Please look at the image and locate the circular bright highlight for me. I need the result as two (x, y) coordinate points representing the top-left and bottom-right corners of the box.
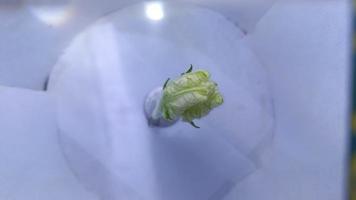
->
(145, 2), (164, 21)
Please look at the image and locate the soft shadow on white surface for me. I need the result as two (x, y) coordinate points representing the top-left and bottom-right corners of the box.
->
(48, 2), (274, 200)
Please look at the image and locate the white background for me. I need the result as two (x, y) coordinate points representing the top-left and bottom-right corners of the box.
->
(0, 0), (350, 199)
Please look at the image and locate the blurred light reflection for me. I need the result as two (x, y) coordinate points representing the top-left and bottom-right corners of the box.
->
(29, 4), (74, 27)
(145, 2), (164, 21)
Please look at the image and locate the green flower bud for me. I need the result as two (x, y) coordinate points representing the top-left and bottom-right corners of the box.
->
(160, 67), (223, 127)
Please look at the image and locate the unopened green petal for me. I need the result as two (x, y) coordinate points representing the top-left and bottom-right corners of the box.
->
(160, 68), (223, 125)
